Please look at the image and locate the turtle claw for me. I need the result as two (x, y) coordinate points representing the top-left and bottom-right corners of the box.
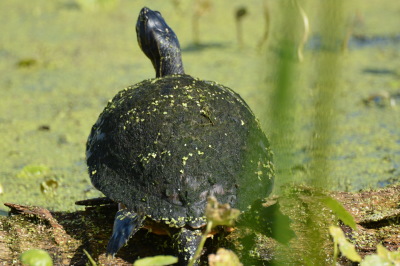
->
(106, 208), (144, 256)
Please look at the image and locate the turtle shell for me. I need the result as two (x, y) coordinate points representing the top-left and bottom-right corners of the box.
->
(86, 74), (274, 229)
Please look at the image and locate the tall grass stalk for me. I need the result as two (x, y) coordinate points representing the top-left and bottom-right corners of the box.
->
(268, 0), (345, 263)
(269, 0), (303, 189)
(309, 0), (345, 188)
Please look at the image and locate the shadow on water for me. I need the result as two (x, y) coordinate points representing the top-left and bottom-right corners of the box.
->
(349, 34), (400, 48)
(181, 42), (228, 52)
(306, 34), (400, 50)
(60, 2), (81, 10)
(363, 68), (398, 76)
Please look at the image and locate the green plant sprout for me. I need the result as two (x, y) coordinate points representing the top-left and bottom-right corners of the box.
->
(330, 226), (400, 266)
(208, 248), (242, 266)
(83, 249), (97, 266)
(188, 197), (241, 266)
(329, 225), (361, 264)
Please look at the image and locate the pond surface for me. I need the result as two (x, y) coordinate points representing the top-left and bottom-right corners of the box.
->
(0, 0), (399, 213)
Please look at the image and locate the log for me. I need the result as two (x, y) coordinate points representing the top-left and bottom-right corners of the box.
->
(1, 185), (399, 265)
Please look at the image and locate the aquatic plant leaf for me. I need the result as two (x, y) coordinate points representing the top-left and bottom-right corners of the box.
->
(329, 225), (361, 262)
(377, 244), (390, 259)
(322, 196), (357, 229)
(20, 249), (53, 266)
(133, 255), (178, 266)
(360, 254), (392, 266)
(205, 196), (240, 227)
(360, 244), (400, 265)
(384, 249), (400, 262)
(208, 248), (243, 266)
(376, 244), (400, 263)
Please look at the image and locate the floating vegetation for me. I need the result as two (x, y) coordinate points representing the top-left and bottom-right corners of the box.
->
(37, 125), (51, 131)
(16, 58), (38, 68)
(17, 165), (51, 179)
(40, 179), (59, 195)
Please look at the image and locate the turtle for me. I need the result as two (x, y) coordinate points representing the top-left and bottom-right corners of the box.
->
(85, 6), (274, 265)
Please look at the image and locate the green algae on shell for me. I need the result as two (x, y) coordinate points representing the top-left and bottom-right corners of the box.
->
(86, 74), (274, 229)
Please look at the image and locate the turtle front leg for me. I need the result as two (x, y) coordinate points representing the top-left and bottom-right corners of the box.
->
(106, 206), (144, 257)
(174, 227), (203, 265)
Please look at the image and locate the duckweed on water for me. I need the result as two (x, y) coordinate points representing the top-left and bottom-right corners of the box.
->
(16, 165), (51, 179)
(40, 179), (59, 195)
(0, 0), (399, 214)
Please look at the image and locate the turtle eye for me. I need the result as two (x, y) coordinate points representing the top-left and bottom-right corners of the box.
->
(154, 11), (164, 19)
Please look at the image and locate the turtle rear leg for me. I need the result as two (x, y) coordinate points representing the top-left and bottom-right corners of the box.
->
(174, 227), (203, 265)
(106, 206), (144, 256)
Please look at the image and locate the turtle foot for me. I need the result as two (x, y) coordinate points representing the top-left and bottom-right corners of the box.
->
(174, 227), (203, 265)
(106, 208), (144, 256)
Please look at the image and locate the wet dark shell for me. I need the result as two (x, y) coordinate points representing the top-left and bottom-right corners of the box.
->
(86, 74), (274, 228)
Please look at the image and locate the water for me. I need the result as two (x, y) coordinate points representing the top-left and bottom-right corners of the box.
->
(0, 0), (399, 214)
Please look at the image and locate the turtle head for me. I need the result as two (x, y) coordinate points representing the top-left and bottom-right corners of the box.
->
(136, 7), (185, 77)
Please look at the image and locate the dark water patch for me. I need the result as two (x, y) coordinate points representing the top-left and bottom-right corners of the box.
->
(349, 34), (400, 48)
(363, 68), (398, 76)
(17, 58), (38, 68)
(377, 176), (400, 188)
(347, 110), (363, 118)
(330, 153), (357, 161)
(305, 35), (343, 52)
(362, 90), (400, 108)
(306, 34), (400, 51)
(391, 92), (400, 100)
(60, 1), (81, 10)
(182, 42), (228, 52)
(38, 125), (51, 131)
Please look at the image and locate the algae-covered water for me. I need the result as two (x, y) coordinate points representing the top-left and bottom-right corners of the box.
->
(0, 0), (399, 213)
